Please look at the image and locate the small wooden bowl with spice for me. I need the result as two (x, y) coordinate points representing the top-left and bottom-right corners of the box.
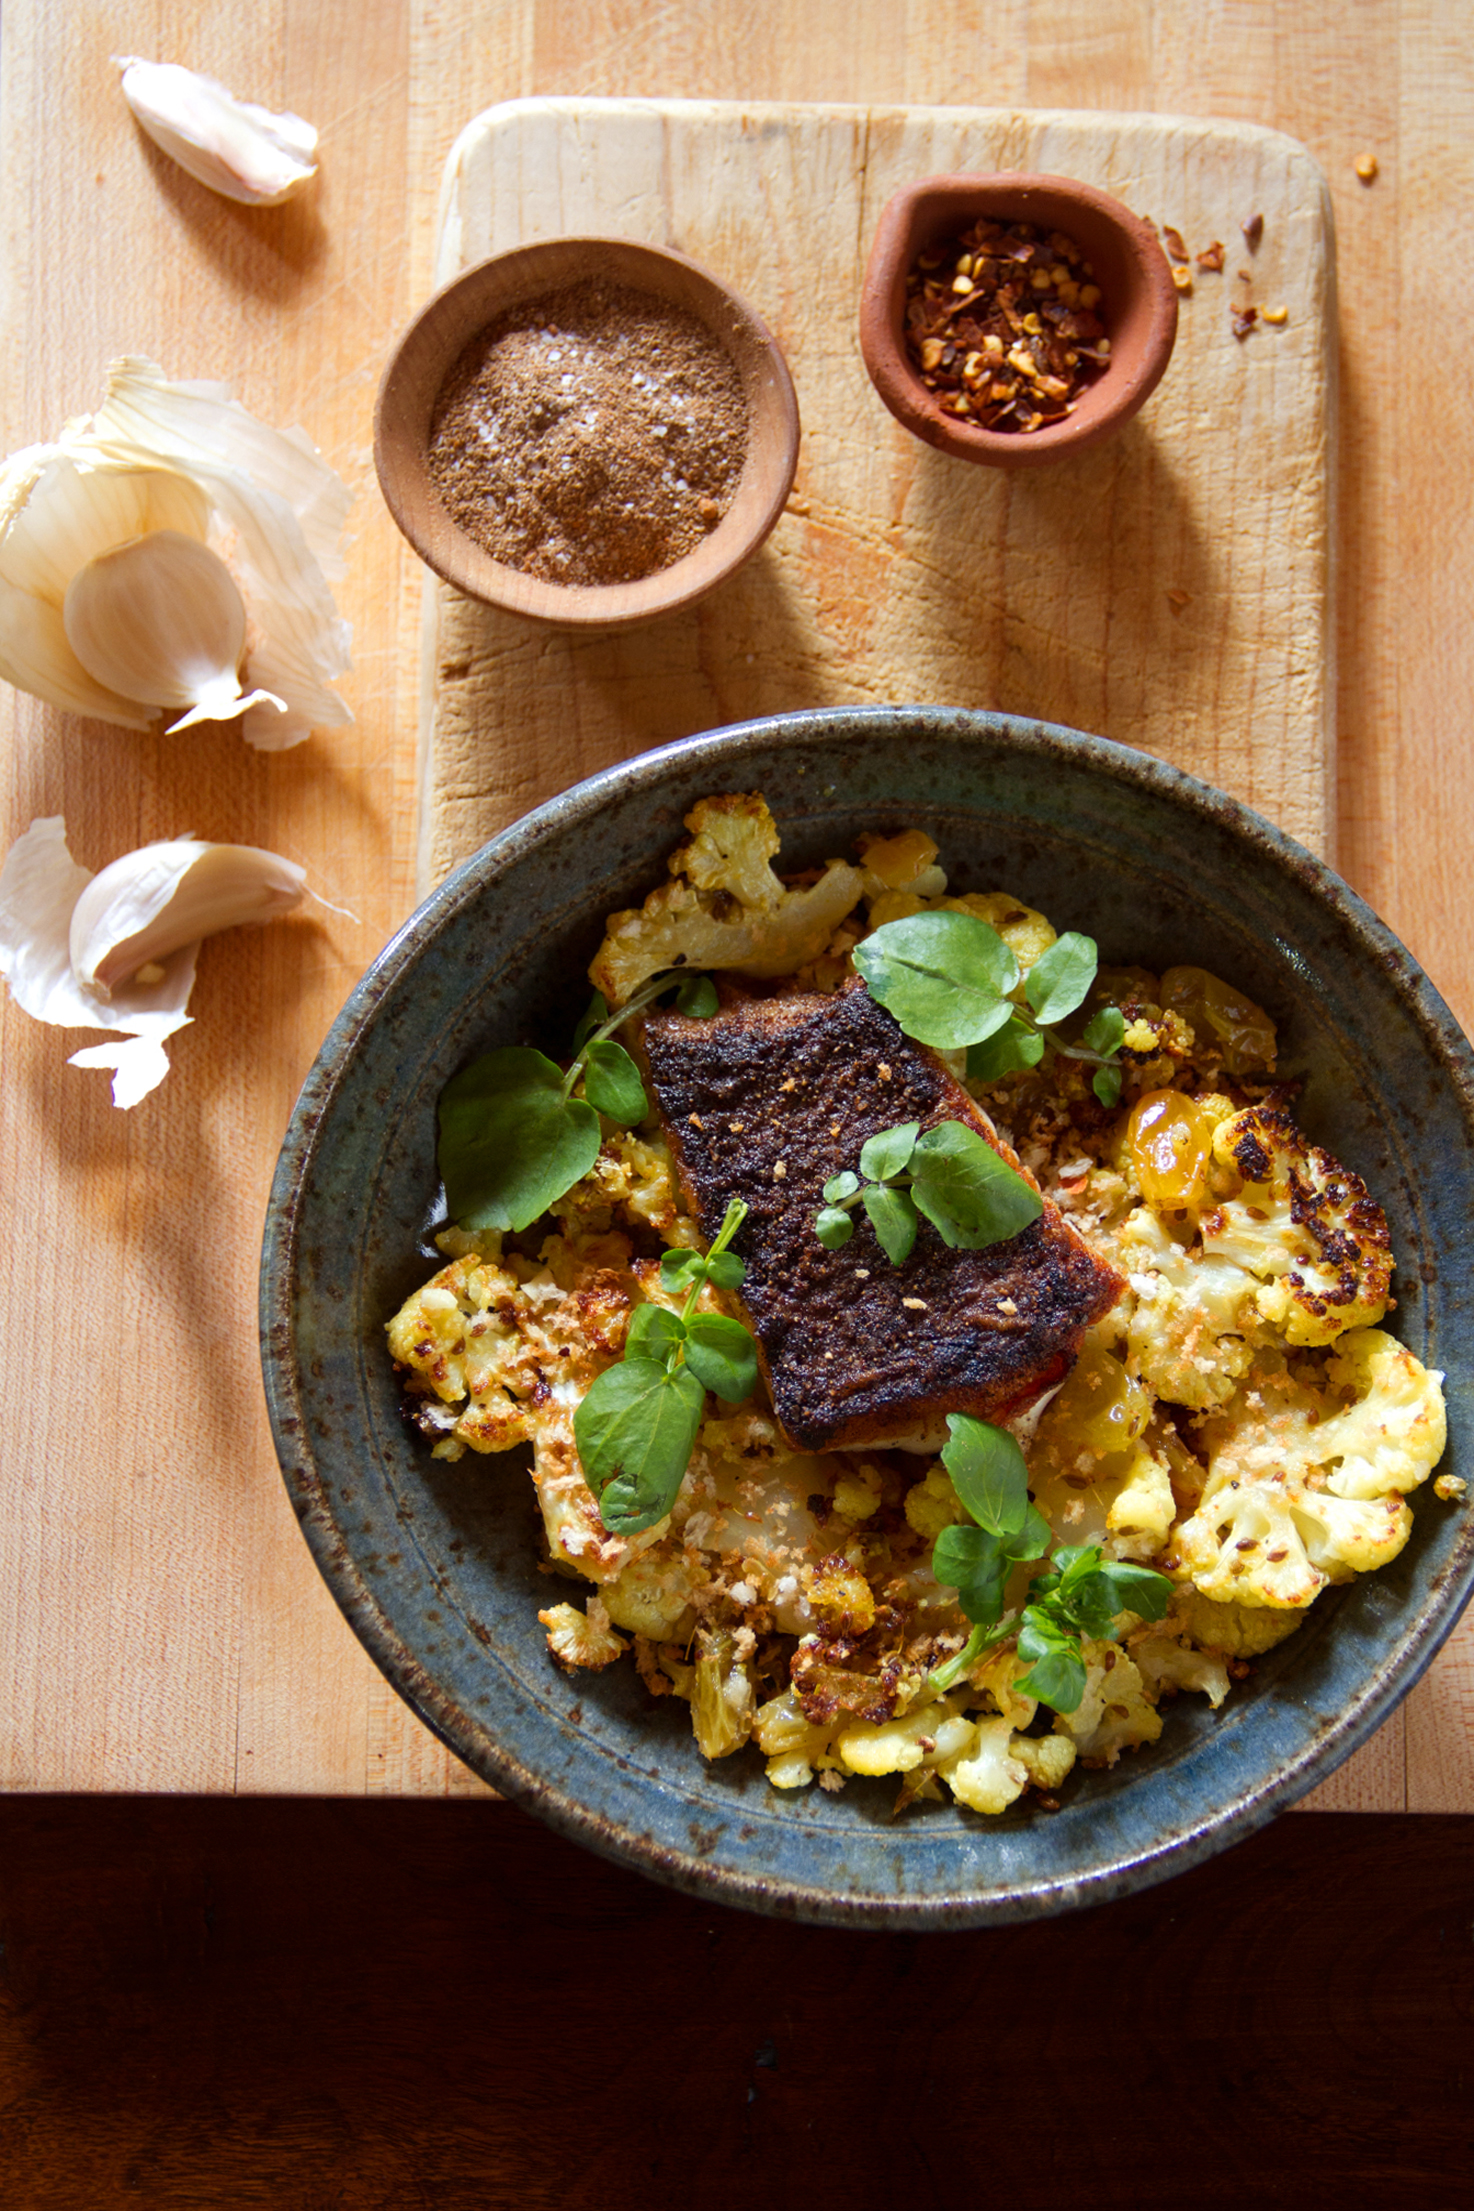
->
(859, 173), (1178, 469)
(375, 237), (800, 627)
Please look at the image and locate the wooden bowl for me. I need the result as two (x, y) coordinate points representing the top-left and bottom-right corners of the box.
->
(374, 237), (800, 628)
(859, 172), (1178, 469)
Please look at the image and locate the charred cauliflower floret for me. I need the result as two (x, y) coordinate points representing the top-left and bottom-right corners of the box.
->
(387, 1232), (665, 1581)
(549, 1130), (684, 1242)
(1053, 1639), (1163, 1763)
(1105, 1205), (1263, 1410)
(1172, 1331), (1442, 1609)
(1201, 1102), (1393, 1345)
(589, 793), (865, 1004)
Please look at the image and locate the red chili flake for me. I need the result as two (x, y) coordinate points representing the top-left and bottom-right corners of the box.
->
(1232, 304), (1259, 341)
(1241, 212), (1264, 249)
(1162, 224), (1190, 263)
(1196, 240), (1226, 272)
(902, 215), (1110, 434)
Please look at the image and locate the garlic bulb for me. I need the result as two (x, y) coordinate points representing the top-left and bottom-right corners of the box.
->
(116, 57), (318, 207)
(0, 817), (308, 1106)
(0, 358), (351, 747)
(64, 530), (286, 734)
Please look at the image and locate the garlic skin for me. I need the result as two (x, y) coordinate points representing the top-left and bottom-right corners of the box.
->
(116, 57), (318, 207)
(63, 531), (286, 734)
(0, 359), (352, 748)
(0, 818), (306, 1107)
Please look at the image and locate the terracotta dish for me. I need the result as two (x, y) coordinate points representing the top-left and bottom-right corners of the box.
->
(374, 236), (799, 628)
(859, 172), (1178, 468)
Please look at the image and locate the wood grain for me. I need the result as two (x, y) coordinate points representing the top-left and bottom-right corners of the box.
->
(0, 0), (1469, 1817)
(421, 98), (1336, 887)
(0, 1796), (1470, 2206)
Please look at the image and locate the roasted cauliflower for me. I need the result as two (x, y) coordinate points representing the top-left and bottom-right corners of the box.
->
(1172, 1330), (1444, 1609)
(1201, 1100), (1393, 1344)
(589, 793), (866, 1004)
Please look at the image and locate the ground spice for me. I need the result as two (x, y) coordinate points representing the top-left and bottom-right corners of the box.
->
(426, 277), (748, 587)
(902, 217), (1111, 433)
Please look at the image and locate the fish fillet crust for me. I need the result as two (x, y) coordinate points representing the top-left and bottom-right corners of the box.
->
(643, 982), (1124, 1452)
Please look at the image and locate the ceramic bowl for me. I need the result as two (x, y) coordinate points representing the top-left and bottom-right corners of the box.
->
(859, 172), (1178, 468)
(374, 236), (800, 628)
(260, 709), (1474, 1929)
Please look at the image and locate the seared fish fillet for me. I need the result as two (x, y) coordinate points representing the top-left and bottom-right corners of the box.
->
(643, 982), (1123, 1452)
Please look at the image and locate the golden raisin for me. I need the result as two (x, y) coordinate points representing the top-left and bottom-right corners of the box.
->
(1039, 1338), (1151, 1460)
(1158, 966), (1277, 1074)
(1128, 1089), (1216, 1211)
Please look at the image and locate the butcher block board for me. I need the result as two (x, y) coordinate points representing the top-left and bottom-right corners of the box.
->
(418, 97), (1335, 888)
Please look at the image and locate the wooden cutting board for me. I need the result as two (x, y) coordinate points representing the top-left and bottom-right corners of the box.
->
(417, 97), (1335, 888)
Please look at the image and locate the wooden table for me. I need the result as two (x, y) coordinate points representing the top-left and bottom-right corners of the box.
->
(2, 0), (1471, 1821)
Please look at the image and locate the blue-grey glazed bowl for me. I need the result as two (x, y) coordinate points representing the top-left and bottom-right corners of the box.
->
(261, 708), (1474, 1929)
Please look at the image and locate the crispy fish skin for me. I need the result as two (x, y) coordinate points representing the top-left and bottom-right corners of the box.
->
(643, 982), (1123, 1452)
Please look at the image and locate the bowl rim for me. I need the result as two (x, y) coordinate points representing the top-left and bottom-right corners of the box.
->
(858, 170), (1179, 468)
(372, 234), (800, 629)
(261, 707), (1474, 1927)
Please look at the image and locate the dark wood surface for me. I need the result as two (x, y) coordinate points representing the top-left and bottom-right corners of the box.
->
(0, 1800), (1469, 2206)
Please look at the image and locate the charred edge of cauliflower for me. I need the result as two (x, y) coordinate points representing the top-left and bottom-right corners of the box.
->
(1203, 1100), (1393, 1345)
(588, 793), (867, 1005)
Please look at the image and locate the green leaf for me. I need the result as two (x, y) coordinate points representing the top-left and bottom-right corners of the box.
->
(570, 992), (608, 1054)
(1082, 1004), (1126, 1056)
(683, 1313), (760, 1402)
(823, 1170), (861, 1204)
(1065, 1559), (1174, 1636)
(674, 974), (719, 1018)
(1016, 1502), (1054, 1563)
(941, 1415), (1029, 1538)
(439, 1048), (603, 1233)
(1014, 1618), (1088, 1715)
(859, 1120), (919, 1184)
(703, 1249), (746, 1291)
(853, 911), (1021, 1050)
(659, 1248), (706, 1296)
(1025, 932), (1098, 1024)
(581, 1038), (648, 1124)
(624, 1303), (685, 1361)
(908, 1120), (1044, 1249)
(1093, 1064), (1124, 1109)
(966, 1018), (1045, 1083)
(815, 1206), (855, 1249)
(574, 1358), (704, 1534)
(932, 1523), (1012, 1627)
(862, 1184), (918, 1266)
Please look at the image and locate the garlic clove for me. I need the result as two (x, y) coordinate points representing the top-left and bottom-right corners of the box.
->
(68, 837), (306, 996)
(116, 58), (318, 207)
(1, 818), (314, 1107)
(0, 818), (197, 1106)
(0, 453), (210, 606)
(0, 576), (154, 729)
(62, 529), (287, 733)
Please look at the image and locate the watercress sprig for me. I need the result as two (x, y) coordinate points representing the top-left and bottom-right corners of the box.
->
(573, 1199), (757, 1535)
(853, 911), (1128, 1108)
(437, 968), (718, 1233)
(815, 1118), (1042, 1265)
(926, 1414), (1174, 1713)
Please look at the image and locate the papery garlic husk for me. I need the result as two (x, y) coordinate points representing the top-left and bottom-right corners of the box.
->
(116, 57), (318, 207)
(0, 359), (351, 747)
(0, 817), (307, 1107)
(63, 530), (286, 734)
